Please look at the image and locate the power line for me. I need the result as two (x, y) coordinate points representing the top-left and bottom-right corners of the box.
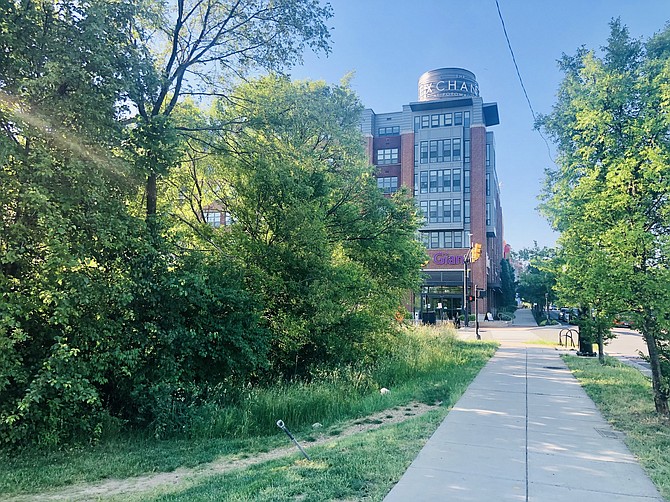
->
(494, 0), (555, 164)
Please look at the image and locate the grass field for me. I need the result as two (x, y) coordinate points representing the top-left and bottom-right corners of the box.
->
(563, 355), (670, 500)
(0, 327), (497, 501)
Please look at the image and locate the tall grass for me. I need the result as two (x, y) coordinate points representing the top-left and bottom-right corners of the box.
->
(156, 325), (496, 440)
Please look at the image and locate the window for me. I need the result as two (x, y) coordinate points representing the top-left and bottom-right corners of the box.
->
(454, 112), (463, 126)
(420, 171), (428, 193)
(420, 141), (428, 164)
(443, 199), (452, 223)
(378, 126), (400, 136)
(431, 114), (440, 127)
(444, 231), (453, 248)
(431, 232), (440, 249)
(443, 113), (453, 126)
(452, 169), (462, 192)
(443, 169), (451, 192)
(452, 138), (461, 161)
(486, 173), (491, 196)
(377, 148), (399, 165)
(454, 231), (463, 248)
(464, 139), (470, 163)
(453, 199), (461, 222)
(486, 202), (491, 226)
(377, 176), (398, 194)
(464, 169), (470, 193)
(414, 172), (419, 196)
(429, 200), (440, 223)
(205, 211), (221, 228)
(429, 140), (438, 163)
(464, 200), (470, 224)
(414, 116), (421, 133)
(486, 144), (491, 167)
(420, 201), (428, 222)
(421, 115), (430, 128)
(464, 111), (471, 128)
(414, 144), (418, 167)
(420, 232), (429, 247)
(443, 138), (451, 162)
(429, 170), (439, 192)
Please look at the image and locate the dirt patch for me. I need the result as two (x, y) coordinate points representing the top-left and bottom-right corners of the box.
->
(4, 401), (440, 501)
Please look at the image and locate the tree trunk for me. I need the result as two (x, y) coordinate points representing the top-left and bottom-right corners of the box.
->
(146, 173), (157, 219)
(642, 326), (670, 416)
(597, 327), (605, 365)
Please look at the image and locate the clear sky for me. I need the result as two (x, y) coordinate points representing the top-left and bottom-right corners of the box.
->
(290, 0), (670, 252)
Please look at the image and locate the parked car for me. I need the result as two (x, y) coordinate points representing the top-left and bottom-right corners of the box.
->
(614, 316), (635, 329)
(558, 307), (570, 322)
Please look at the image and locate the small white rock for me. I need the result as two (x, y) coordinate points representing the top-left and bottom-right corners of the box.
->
(380, 387), (390, 395)
(312, 422), (323, 429)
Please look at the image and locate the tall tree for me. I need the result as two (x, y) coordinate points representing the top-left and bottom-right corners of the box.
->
(123, 0), (333, 221)
(168, 75), (426, 376)
(538, 20), (670, 415)
(514, 244), (556, 315)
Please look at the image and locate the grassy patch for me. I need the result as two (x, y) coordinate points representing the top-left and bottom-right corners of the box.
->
(0, 329), (496, 498)
(563, 355), (670, 500)
(134, 409), (450, 502)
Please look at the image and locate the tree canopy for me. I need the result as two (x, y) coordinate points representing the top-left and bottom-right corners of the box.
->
(538, 19), (670, 414)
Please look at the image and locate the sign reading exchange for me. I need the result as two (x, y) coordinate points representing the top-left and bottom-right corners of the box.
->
(418, 68), (480, 101)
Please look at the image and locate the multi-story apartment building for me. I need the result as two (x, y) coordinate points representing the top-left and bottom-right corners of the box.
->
(361, 68), (504, 322)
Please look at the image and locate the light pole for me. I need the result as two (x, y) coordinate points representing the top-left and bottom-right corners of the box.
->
(545, 292), (549, 322)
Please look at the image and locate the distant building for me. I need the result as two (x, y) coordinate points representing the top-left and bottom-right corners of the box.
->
(361, 68), (505, 320)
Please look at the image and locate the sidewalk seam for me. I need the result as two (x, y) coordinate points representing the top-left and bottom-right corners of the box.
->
(525, 348), (529, 502)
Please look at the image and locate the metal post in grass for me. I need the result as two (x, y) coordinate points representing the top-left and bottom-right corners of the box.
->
(276, 420), (311, 460)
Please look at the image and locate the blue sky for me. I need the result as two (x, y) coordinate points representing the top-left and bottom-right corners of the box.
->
(290, 0), (670, 251)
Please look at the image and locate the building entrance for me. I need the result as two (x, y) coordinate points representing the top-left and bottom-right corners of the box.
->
(416, 285), (463, 323)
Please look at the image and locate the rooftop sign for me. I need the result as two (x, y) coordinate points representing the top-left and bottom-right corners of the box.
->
(418, 68), (479, 101)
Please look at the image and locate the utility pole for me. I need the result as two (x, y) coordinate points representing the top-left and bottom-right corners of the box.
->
(463, 245), (471, 327)
(475, 284), (480, 340)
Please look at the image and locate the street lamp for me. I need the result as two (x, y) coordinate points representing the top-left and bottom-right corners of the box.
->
(545, 292), (549, 322)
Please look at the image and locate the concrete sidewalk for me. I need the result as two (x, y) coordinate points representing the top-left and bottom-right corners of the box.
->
(384, 346), (664, 501)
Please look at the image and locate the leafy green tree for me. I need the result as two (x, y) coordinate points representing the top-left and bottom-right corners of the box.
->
(121, 0), (334, 221)
(168, 75), (426, 376)
(514, 244), (557, 315)
(538, 19), (670, 414)
(500, 258), (516, 309)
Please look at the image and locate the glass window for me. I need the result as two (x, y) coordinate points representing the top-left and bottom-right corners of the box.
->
(444, 231), (453, 248)
(464, 169), (470, 193)
(431, 114), (440, 127)
(437, 170), (444, 192)
(454, 231), (463, 248)
(486, 202), (491, 226)
(443, 138), (451, 162)
(431, 232), (440, 249)
(420, 171), (428, 194)
(486, 173), (491, 196)
(205, 211), (221, 227)
(452, 169), (462, 192)
(443, 113), (453, 126)
(414, 143), (418, 167)
(377, 176), (399, 194)
(443, 169), (451, 192)
(429, 140), (438, 163)
(452, 138), (461, 161)
(464, 200), (470, 224)
(429, 200), (439, 223)
(464, 139), (470, 163)
(414, 116), (421, 133)
(486, 144), (491, 167)
(420, 201), (428, 223)
(453, 199), (461, 222)
(378, 126), (400, 136)
(420, 231), (430, 247)
(454, 112), (463, 126)
(464, 111), (471, 128)
(420, 141), (428, 164)
(377, 148), (399, 165)
(414, 172), (418, 196)
(421, 115), (430, 128)
(429, 170), (438, 193)
(443, 199), (451, 223)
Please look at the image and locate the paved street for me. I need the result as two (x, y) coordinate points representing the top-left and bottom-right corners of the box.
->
(384, 311), (662, 501)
